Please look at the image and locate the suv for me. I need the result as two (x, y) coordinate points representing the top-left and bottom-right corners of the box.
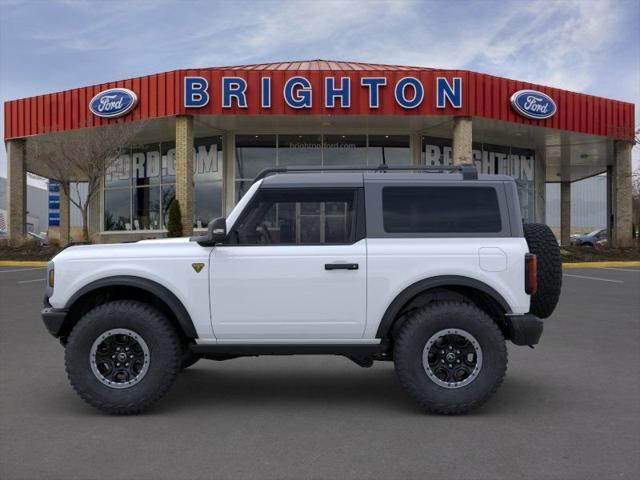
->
(42, 164), (562, 415)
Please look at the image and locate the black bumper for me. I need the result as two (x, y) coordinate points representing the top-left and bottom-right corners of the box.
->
(505, 314), (543, 346)
(42, 307), (68, 338)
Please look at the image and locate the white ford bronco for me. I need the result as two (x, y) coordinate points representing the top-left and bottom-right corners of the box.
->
(42, 164), (562, 415)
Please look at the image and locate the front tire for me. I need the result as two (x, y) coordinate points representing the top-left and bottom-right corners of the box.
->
(394, 301), (507, 415)
(65, 300), (182, 415)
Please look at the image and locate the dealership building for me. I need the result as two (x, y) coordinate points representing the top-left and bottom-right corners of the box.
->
(3, 60), (636, 246)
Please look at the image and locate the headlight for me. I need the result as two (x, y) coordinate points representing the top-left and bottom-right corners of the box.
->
(48, 267), (55, 288)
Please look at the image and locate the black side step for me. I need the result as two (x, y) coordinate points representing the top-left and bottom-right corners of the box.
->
(190, 343), (388, 356)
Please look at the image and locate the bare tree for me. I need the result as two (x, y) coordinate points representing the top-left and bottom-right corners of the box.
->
(27, 121), (145, 241)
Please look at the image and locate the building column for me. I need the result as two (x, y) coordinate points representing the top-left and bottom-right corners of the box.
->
(534, 151), (547, 224)
(410, 133), (422, 165)
(59, 182), (70, 245)
(175, 115), (194, 236)
(6, 139), (27, 243)
(452, 117), (472, 165)
(610, 141), (633, 247)
(560, 181), (571, 246)
(222, 133), (236, 215)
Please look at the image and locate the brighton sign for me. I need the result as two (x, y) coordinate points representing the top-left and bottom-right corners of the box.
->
(510, 89), (557, 120)
(183, 76), (463, 110)
(89, 88), (138, 118)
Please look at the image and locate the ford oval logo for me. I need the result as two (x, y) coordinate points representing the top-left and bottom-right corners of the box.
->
(89, 88), (138, 118)
(510, 89), (556, 120)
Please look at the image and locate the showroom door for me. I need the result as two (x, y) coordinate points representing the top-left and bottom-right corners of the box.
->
(209, 187), (367, 340)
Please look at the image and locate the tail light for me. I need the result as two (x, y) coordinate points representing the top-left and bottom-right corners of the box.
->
(525, 253), (537, 295)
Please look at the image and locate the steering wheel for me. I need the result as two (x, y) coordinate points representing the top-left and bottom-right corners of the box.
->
(259, 224), (272, 244)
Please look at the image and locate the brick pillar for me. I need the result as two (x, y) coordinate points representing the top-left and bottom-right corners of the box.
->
(410, 133), (422, 165)
(452, 117), (472, 165)
(560, 181), (571, 246)
(175, 115), (194, 236)
(6, 139), (27, 243)
(611, 141), (633, 247)
(59, 182), (70, 245)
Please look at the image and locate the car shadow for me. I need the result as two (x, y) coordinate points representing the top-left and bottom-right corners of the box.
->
(158, 361), (417, 414)
(154, 360), (552, 417)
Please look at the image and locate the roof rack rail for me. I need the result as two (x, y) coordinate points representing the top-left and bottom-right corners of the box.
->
(253, 163), (478, 183)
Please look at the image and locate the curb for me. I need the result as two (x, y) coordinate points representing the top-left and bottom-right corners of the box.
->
(562, 261), (640, 269)
(0, 261), (48, 267)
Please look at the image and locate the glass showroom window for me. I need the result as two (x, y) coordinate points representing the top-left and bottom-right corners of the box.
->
(104, 152), (132, 231)
(235, 135), (277, 203)
(103, 137), (223, 231)
(193, 136), (223, 229)
(234, 134), (411, 203)
(323, 134), (367, 166)
(368, 135), (410, 165)
(104, 142), (173, 232)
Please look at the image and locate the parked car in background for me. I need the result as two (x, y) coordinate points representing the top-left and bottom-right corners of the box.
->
(27, 231), (49, 246)
(570, 229), (607, 247)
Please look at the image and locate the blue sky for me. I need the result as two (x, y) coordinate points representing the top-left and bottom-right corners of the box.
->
(1, 0), (638, 178)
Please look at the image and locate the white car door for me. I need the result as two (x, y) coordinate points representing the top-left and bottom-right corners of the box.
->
(209, 187), (367, 340)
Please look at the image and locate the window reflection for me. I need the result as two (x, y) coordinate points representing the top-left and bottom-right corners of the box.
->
(368, 135), (410, 165)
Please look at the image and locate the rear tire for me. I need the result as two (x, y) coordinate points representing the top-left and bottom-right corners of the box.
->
(65, 300), (182, 415)
(394, 301), (507, 415)
(523, 223), (562, 318)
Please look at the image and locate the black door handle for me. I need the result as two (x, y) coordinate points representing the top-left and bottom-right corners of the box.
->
(325, 263), (359, 271)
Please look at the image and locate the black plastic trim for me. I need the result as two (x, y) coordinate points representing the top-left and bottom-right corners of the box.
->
(253, 163), (479, 183)
(41, 307), (69, 337)
(190, 343), (387, 356)
(65, 276), (198, 338)
(375, 276), (512, 339)
(505, 314), (543, 346)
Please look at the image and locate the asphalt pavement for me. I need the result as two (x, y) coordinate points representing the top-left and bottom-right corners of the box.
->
(1, 265), (639, 480)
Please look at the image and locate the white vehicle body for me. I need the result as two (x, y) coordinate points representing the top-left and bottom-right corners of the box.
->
(44, 166), (558, 415)
(47, 173), (531, 345)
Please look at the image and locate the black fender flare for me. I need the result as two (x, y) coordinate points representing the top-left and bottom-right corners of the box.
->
(375, 275), (512, 339)
(65, 275), (198, 338)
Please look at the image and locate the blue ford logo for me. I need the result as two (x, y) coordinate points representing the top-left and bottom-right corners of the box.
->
(510, 90), (556, 120)
(89, 88), (138, 118)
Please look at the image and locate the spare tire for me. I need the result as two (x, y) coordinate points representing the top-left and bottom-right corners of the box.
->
(523, 223), (562, 318)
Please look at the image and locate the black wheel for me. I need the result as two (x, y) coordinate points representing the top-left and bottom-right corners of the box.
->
(180, 346), (201, 370)
(523, 223), (562, 319)
(394, 301), (507, 415)
(65, 300), (182, 414)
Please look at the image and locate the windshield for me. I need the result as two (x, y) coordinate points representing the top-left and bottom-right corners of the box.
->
(587, 229), (603, 237)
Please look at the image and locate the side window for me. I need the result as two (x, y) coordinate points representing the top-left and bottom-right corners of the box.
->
(382, 186), (502, 234)
(232, 189), (358, 245)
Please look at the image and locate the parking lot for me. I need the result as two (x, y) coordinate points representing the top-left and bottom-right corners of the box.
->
(1, 265), (639, 480)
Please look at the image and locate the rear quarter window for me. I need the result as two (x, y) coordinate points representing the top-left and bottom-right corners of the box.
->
(382, 186), (502, 234)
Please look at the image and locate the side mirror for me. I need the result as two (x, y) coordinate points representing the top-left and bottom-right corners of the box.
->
(191, 216), (227, 246)
(208, 217), (227, 243)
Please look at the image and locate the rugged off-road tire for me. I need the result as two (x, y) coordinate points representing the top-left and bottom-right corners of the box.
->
(65, 300), (182, 415)
(180, 347), (201, 370)
(394, 301), (507, 415)
(523, 222), (562, 319)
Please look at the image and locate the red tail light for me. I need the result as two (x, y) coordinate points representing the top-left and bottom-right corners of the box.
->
(525, 253), (537, 295)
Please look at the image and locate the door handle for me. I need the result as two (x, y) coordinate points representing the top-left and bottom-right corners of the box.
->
(325, 263), (359, 271)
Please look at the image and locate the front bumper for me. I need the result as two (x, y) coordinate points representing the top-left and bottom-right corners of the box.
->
(42, 303), (68, 338)
(505, 314), (543, 346)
